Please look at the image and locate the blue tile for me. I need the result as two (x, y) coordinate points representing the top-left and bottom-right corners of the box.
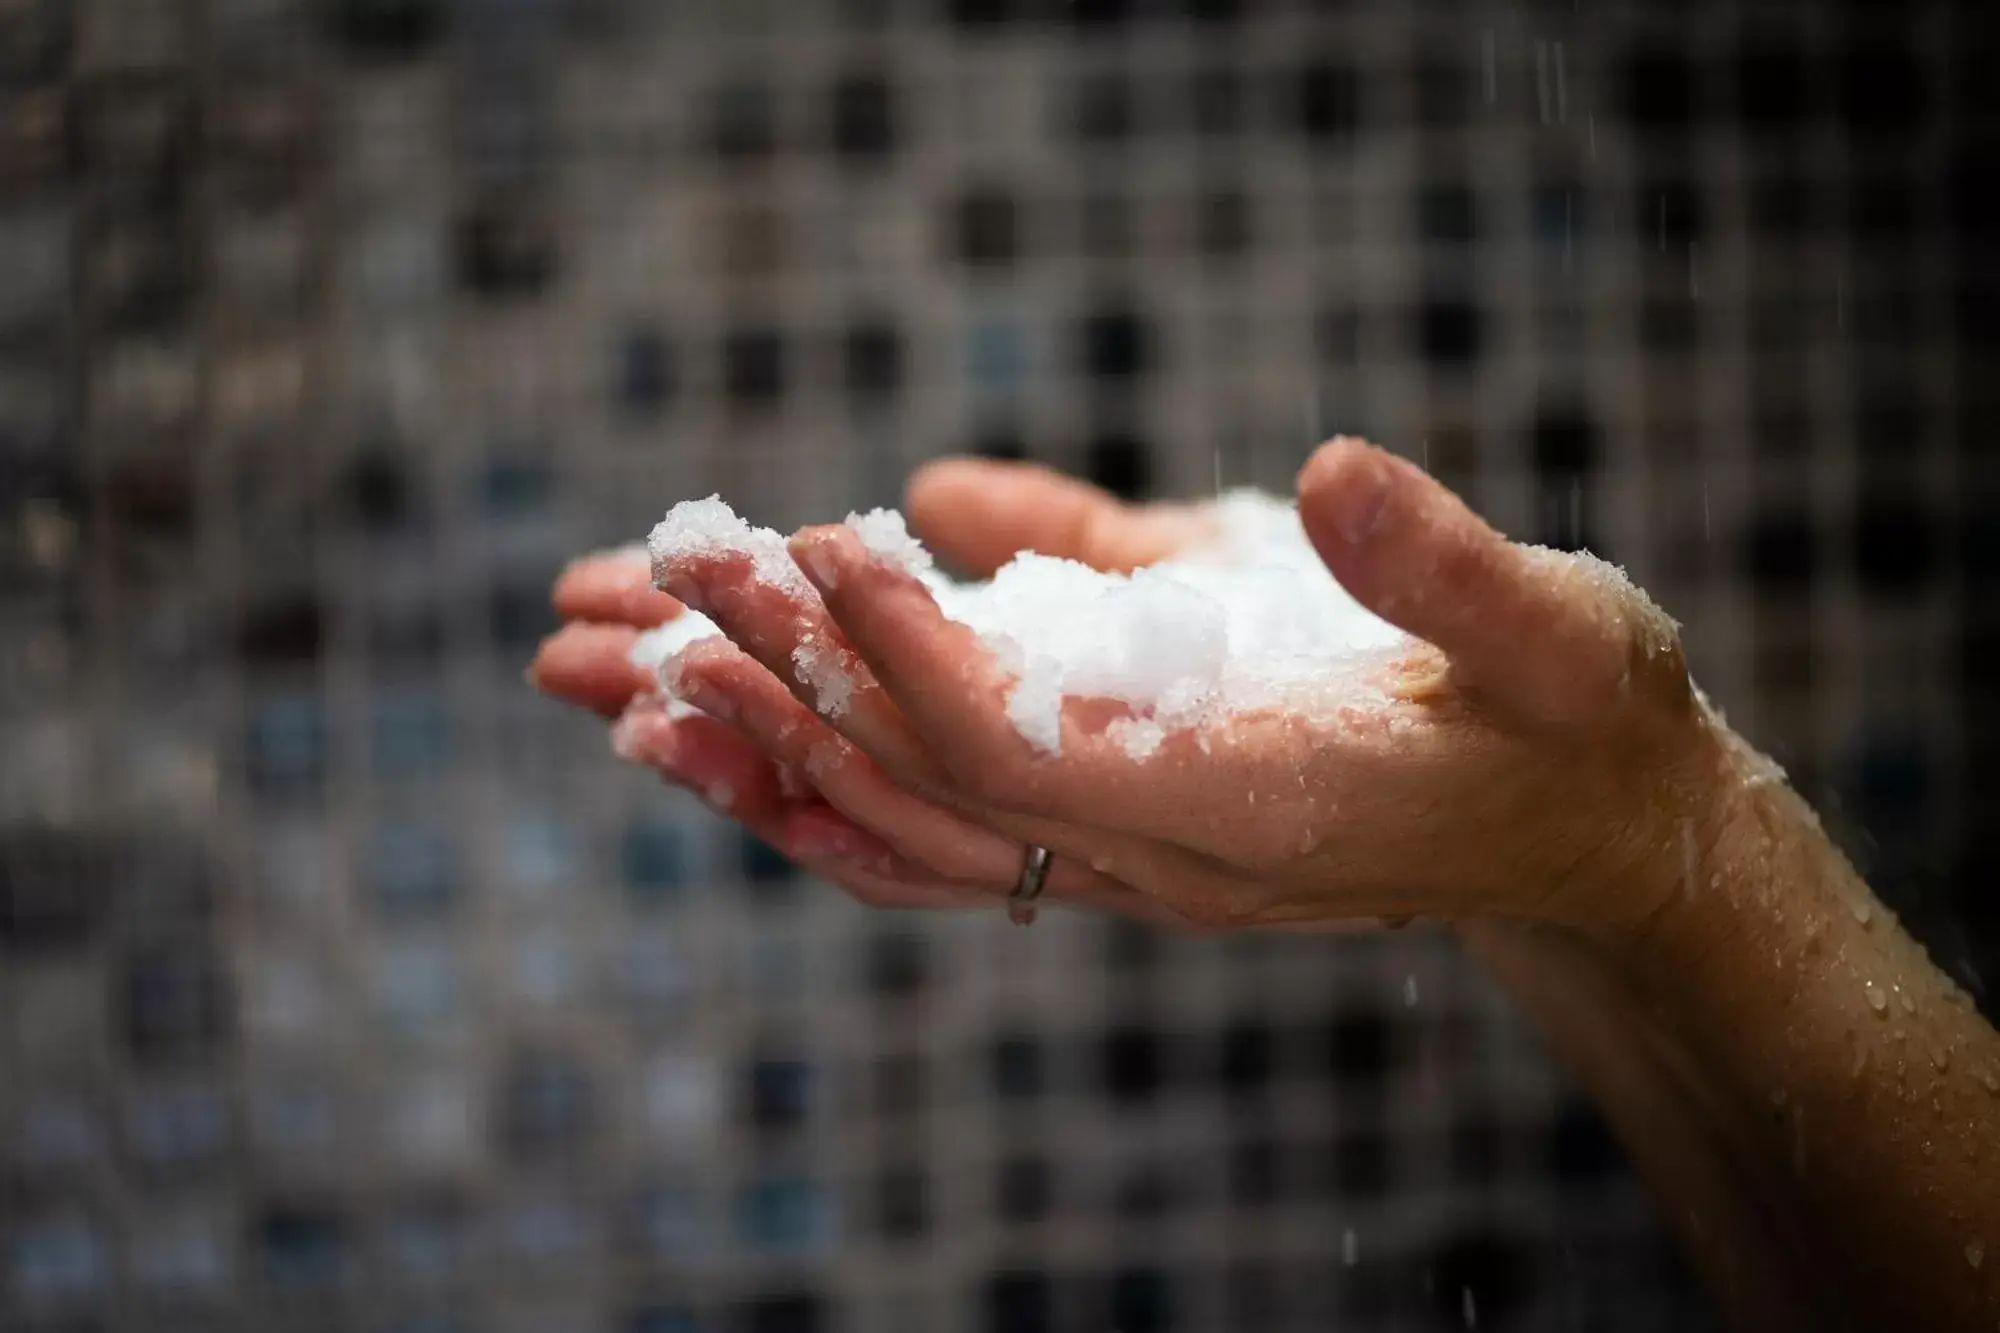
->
(740, 1175), (831, 1254)
(364, 823), (459, 918)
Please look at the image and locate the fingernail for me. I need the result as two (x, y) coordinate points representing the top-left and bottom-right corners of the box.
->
(1329, 457), (1392, 544)
(789, 534), (842, 593)
(671, 667), (736, 723)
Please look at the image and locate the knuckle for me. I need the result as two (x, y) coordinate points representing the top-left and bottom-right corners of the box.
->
(944, 746), (1024, 807)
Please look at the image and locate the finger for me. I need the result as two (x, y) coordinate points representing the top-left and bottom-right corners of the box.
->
(787, 523), (1274, 841)
(622, 631), (1279, 931)
(785, 801), (1186, 924)
(670, 639), (1142, 908)
(1296, 437), (1681, 722)
(553, 552), (686, 628)
(971, 804), (1308, 932)
(529, 623), (653, 717)
(614, 705), (981, 911)
(904, 457), (1209, 577)
(656, 543), (954, 796)
(780, 804), (987, 910)
(610, 703), (791, 829)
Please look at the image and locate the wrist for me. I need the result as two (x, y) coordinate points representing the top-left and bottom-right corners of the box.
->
(1549, 707), (1782, 960)
(1587, 715), (1842, 996)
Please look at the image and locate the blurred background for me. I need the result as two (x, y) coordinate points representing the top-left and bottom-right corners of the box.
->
(1, 0), (1996, 1330)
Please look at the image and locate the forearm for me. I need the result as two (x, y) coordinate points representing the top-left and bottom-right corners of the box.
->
(1461, 918), (1835, 1333)
(1598, 727), (2000, 1331)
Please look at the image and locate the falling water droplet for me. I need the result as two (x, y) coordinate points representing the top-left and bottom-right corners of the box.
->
(1587, 110), (1596, 160)
(1404, 975), (1419, 1007)
(1701, 484), (1711, 542)
(1483, 30), (1496, 104)
(1535, 39), (1551, 125)
(1554, 41), (1567, 123)
(1864, 982), (1888, 1014)
(1967, 1240), (1985, 1270)
(1214, 445), (1223, 498)
(1563, 190), (1573, 276)
(1689, 242), (1700, 301)
(1343, 1228), (1358, 1266)
(1462, 1286), (1478, 1327)
(1658, 195), (1666, 251)
(1850, 898), (1872, 926)
(1678, 819), (1697, 899)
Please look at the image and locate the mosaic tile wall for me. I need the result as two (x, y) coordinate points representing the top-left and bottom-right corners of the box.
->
(2, 1), (1994, 1330)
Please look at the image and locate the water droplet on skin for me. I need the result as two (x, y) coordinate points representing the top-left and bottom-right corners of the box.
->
(1850, 1045), (1868, 1078)
(1897, 987), (1916, 1014)
(1865, 982), (1888, 1014)
(1850, 899), (1872, 925)
(1979, 1069), (1999, 1095)
(1678, 819), (1696, 900)
(1932, 1046), (1952, 1072)
(1967, 1240), (1985, 1270)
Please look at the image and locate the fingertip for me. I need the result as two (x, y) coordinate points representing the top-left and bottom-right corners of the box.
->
(1298, 437), (1491, 643)
(656, 632), (734, 698)
(529, 622), (651, 717)
(550, 560), (592, 609)
(610, 703), (681, 766)
(905, 455), (985, 510)
(1297, 436), (1396, 550)
(787, 524), (872, 597)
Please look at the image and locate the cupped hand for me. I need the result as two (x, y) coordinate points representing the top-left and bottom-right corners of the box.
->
(536, 438), (1738, 941)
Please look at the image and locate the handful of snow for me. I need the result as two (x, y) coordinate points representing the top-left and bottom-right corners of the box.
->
(635, 492), (1408, 757)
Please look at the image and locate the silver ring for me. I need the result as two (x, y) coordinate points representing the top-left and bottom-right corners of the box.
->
(1009, 844), (1053, 926)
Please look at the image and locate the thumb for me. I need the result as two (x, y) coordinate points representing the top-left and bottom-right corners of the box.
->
(1296, 437), (1681, 723)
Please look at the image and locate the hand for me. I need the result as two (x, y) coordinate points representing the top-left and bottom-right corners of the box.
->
(529, 476), (1196, 925)
(536, 438), (1735, 941)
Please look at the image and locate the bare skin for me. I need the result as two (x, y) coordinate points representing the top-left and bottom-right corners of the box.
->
(531, 437), (2000, 1332)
